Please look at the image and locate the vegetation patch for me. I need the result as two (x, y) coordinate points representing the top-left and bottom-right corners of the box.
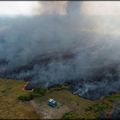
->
(33, 88), (48, 97)
(62, 111), (79, 119)
(105, 94), (120, 102)
(49, 84), (69, 92)
(86, 102), (109, 112)
(18, 93), (33, 102)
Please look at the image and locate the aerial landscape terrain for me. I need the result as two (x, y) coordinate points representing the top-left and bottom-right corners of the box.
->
(0, 1), (120, 119)
(1, 78), (120, 119)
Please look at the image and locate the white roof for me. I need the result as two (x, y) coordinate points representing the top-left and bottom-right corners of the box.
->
(48, 98), (56, 103)
(48, 98), (54, 102)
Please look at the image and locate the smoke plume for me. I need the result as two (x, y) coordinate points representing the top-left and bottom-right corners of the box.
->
(0, 1), (120, 99)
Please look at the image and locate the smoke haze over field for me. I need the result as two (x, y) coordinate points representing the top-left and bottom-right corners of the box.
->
(1, 1), (120, 99)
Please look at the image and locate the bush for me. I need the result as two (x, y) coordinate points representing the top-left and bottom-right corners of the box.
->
(86, 103), (109, 112)
(62, 112), (79, 119)
(57, 84), (65, 89)
(51, 84), (68, 91)
(18, 94), (33, 102)
(105, 95), (120, 102)
(33, 88), (48, 97)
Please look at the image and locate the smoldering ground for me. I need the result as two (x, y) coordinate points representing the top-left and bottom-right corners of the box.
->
(0, 1), (120, 99)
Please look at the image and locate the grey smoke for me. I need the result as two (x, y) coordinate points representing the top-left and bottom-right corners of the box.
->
(0, 1), (120, 99)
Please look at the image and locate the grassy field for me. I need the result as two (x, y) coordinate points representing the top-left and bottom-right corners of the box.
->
(0, 78), (120, 119)
(33, 86), (120, 119)
(0, 78), (40, 119)
(34, 90), (97, 119)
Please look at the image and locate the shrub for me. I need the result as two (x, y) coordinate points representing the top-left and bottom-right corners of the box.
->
(105, 95), (120, 102)
(86, 103), (109, 112)
(62, 111), (79, 119)
(33, 88), (48, 97)
(57, 84), (65, 89)
(51, 84), (68, 91)
(18, 94), (33, 102)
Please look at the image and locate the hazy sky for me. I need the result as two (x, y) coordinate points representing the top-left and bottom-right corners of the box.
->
(81, 1), (120, 16)
(0, 1), (120, 37)
(0, 1), (38, 16)
(0, 1), (120, 16)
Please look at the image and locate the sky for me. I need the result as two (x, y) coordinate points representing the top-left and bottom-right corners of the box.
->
(0, 1), (120, 16)
(0, 1), (38, 16)
(81, 1), (120, 16)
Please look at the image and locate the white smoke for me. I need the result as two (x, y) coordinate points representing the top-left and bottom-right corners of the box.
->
(0, 1), (120, 99)
(35, 1), (68, 15)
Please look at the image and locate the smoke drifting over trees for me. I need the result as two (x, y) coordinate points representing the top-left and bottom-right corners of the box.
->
(0, 1), (120, 99)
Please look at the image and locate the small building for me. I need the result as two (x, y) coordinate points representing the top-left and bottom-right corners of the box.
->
(48, 98), (57, 107)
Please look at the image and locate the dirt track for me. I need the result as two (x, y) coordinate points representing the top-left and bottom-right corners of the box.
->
(30, 100), (70, 119)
